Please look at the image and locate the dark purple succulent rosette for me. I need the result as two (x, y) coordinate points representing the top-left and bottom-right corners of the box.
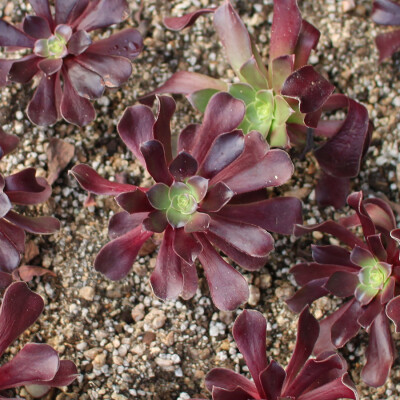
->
(287, 191), (400, 387)
(71, 93), (303, 311)
(0, 281), (78, 398)
(141, 0), (371, 209)
(372, 0), (400, 61)
(189, 308), (358, 400)
(0, 0), (143, 126)
(0, 128), (60, 273)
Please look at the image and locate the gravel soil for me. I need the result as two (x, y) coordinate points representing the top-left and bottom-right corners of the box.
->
(1, 0), (400, 399)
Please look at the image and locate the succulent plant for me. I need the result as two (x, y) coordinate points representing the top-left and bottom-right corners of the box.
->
(0, 0), (143, 126)
(72, 93), (303, 310)
(287, 191), (400, 387)
(142, 0), (371, 209)
(372, 0), (400, 61)
(191, 308), (358, 400)
(0, 128), (60, 273)
(0, 281), (77, 398)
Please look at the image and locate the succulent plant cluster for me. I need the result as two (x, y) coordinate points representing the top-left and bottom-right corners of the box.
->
(0, 0), (399, 398)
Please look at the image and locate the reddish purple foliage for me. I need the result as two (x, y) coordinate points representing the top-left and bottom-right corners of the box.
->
(287, 191), (400, 387)
(190, 308), (358, 400)
(71, 93), (303, 311)
(0, 0), (143, 126)
(372, 0), (400, 61)
(141, 0), (371, 209)
(0, 128), (60, 273)
(0, 282), (77, 398)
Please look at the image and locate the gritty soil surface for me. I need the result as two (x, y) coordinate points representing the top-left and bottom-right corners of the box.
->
(1, 0), (400, 399)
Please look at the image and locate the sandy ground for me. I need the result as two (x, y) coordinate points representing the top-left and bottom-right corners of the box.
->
(1, 0), (400, 399)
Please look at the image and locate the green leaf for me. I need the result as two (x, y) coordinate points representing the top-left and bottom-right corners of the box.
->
(229, 83), (256, 105)
(190, 88), (221, 113)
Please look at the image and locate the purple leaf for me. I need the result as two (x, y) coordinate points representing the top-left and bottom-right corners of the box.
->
(169, 152), (198, 181)
(284, 308), (320, 389)
(22, 16), (51, 39)
(207, 215), (273, 259)
(206, 231), (269, 271)
(87, 28), (143, 60)
(198, 131), (245, 179)
(386, 295), (400, 331)
(361, 310), (394, 387)
(94, 226), (152, 280)
(0, 192), (11, 218)
(150, 227), (184, 300)
(232, 310), (268, 396)
(140, 71), (227, 105)
(55, 0), (89, 26)
(76, 53), (132, 87)
(200, 182), (233, 213)
(184, 212), (211, 233)
(282, 66), (334, 113)
(284, 353), (344, 398)
(142, 210), (167, 232)
(29, 0), (53, 26)
(0, 218), (25, 253)
(5, 210), (60, 234)
(0, 59), (13, 87)
(153, 96), (175, 162)
(217, 196), (303, 235)
(0, 343), (59, 390)
(186, 176), (208, 202)
(314, 97), (370, 178)
(140, 140), (173, 185)
(213, 1), (253, 76)
(259, 360), (286, 400)
(358, 297), (383, 329)
(331, 299), (362, 348)
(65, 60), (105, 99)
(173, 228), (202, 265)
(71, 164), (136, 195)
(311, 245), (356, 267)
(117, 105), (155, 166)
(181, 263), (198, 300)
(290, 263), (357, 287)
(205, 368), (258, 399)
(60, 68), (96, 126)
(189, 92), (245, 165)
(372, 0), (400, 25)
(8, 55), (40, 84)
(325, 271), (359, 297)
(0, 20), (35, 48)
(178, 123), (201, 153)
(294, 220), (365, 248)
(116, 189), (152, 214)
(297, 373), (359, 400)
(294, 20), (320, 69)
(27, 73), (61, 126)
(108, 211), (148, 239)
(214, 148), (293, 194)
(269, 0), (302, 62)
(315, 172), (350, 209)
(68, 30), (92, 56)
(164, 8), (215, 31)
(0, 128), (19, 158)
(375, 30), (400, 62)
(39, 359), (78, 386)
(0, 282), (44, 356)
(38, 58), (63, 76)
(196, 233), (249, 311)
(76, 0), (130, 32)
(347, 191), (376, 238)
(286, 278), (329, 313)
(5, 168), (51, 205)
(0, 234), (21, 273)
